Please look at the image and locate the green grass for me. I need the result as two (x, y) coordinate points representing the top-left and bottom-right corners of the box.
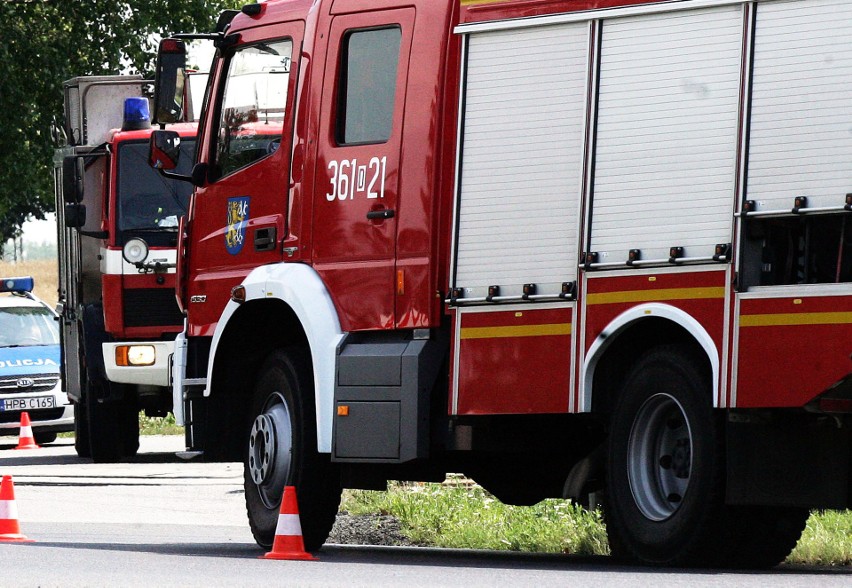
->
(59, 411), (183, 438)
(138, 412), (183, 435)
(343, 481), (852, 566)
(341, 481), (610, 556)
(788, 509), (852, 566)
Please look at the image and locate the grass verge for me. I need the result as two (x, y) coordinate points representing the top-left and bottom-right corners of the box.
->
(342, 481), (609, 556)
(59, 412), (183, 438)
(343, 481), (852, 566)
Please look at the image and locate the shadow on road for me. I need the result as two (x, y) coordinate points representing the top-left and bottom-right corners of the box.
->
(13, 541), (852, 575)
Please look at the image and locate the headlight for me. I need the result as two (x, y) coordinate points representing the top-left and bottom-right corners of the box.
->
(115, 345), (156, 366)
(123, 238), (149, 264)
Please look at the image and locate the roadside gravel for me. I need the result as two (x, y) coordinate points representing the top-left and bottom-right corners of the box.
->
(328, 511), (417, 547)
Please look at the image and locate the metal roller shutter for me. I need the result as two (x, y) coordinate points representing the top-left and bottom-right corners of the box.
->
(747, 0), (852, 213)
(590, 6), (742, 263)
(453, 23), (589, 299)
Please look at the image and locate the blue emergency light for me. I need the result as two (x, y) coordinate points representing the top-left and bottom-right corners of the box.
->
(122, 97), (151, 131)
(0, 276), (34, 293)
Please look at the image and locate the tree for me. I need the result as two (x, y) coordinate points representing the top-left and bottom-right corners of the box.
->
(0, 0), (240, 250)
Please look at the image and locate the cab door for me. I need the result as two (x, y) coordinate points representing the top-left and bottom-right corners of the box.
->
(186, 22), (303, 335)
(312, 8), (414, 331)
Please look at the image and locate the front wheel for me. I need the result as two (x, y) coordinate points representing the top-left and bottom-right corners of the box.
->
(74, 401), (91, 458)
(86, 381), (138, 463)
(243, 350), (341, 551)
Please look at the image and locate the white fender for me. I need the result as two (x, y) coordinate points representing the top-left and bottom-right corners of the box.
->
(581, 303), (720, 412)
(206, 263), (344, 453)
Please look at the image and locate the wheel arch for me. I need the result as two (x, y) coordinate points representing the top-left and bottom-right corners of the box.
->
(207, 263), (344, 454)
(582, 303), (719, 414)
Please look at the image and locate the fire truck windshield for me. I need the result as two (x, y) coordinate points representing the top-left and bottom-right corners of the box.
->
(116, 139), (196, 246)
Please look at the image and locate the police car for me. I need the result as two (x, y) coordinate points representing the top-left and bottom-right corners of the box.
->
(0, 276), (73, 444)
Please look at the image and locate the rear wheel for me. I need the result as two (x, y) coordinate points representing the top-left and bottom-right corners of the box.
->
(725, 506), (809, 568)
(244, 350), (341, 551)
(604, 346), (806, 568)
(605, 346), (725, 566)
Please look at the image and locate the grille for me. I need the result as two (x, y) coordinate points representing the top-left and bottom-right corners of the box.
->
(123, 288), (184, 327)
(0, 374), (59, 395)
(0, 407), (65, 423)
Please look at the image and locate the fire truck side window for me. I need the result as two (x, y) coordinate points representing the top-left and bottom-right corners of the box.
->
(336, 27), (402, 145)
(213, 39), (293, 180)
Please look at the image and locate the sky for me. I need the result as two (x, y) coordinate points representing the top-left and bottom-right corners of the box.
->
(21, 213), (57, 245)
(13, 42), (214, 250)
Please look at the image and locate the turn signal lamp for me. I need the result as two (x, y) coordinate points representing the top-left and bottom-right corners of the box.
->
(122, 97), (151, 131)
(116, 345), (156, 367)
(0, 276), (34, 293)
(231, 285), (247, 304)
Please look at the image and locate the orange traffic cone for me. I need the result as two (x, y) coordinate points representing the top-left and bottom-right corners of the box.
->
(0, 475), (34, 542)
(14, 412), (39, 450)
(261, 486), (317, 561)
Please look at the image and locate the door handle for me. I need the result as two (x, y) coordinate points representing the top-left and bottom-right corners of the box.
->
(254, 227), (277, 252)
(366, 209), (395, 220)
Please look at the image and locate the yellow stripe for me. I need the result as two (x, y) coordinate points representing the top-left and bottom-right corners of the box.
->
(460, 323), (572, 340)
(585, 287), (726, 305)
(740, 311), (852, 328)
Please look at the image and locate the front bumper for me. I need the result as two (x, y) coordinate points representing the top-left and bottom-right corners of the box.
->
(0, 383), (74, 436)
(102, 340), (175, 387)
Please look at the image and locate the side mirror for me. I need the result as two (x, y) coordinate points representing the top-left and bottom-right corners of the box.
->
(64, 203), (86, 228)
(149, 130), (181, 171)
(62, 156), (83, 203)
(153, 38), (188, 125)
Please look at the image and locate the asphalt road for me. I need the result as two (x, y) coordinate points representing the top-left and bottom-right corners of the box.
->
(1, 436), (850, 587)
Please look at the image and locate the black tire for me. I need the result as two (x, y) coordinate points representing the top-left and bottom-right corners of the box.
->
(87, 390), (124, 463)
(244, 349), (341, 551)
(34, 431), (57, 445)
(74, 401), (91, 458)
(85, 379), (139, 462)
(724, 506), (809, 568)
(120, 405), (140, 458)
(605, 346), (727, 566)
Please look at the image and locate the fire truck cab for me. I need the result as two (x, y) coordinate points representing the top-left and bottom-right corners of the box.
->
(55, 76), (197, 462)
(151, 0), (852, 567)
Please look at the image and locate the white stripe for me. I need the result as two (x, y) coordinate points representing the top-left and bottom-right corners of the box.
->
(275, 513), (302, 537)
(20, 426), (33, 438)
(0, 499), (18, 520)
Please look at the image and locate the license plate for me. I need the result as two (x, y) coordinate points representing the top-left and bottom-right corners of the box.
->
(0, 396), (56, 411)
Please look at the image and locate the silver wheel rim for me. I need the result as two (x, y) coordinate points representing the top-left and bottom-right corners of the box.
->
(626, 393), (692, 521)
(248, 392), (293, 509)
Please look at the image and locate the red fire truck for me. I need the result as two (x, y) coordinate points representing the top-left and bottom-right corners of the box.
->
(55, 76), (197, 462)
(149, 0), (852, 566)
